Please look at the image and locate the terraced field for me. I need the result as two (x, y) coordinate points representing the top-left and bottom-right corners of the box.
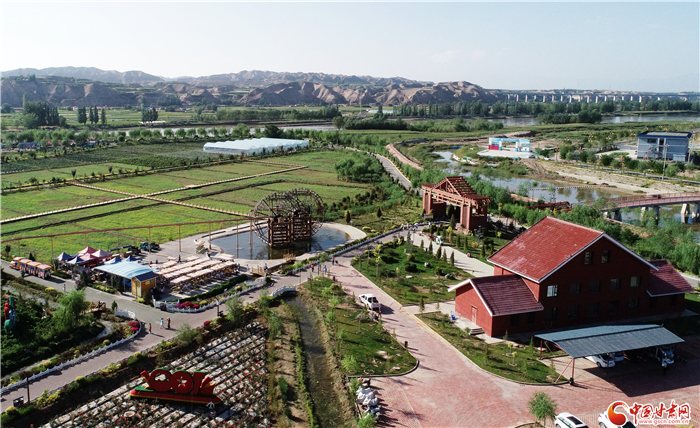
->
(1, 150), (371, 263)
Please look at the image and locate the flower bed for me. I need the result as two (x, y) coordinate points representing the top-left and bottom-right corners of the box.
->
(39, 322), (271, 428)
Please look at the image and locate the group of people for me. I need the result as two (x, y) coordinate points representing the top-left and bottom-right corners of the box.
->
(148, 317), (171, 333)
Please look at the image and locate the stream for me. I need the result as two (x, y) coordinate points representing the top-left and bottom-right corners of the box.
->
(287, 296), (345, 428)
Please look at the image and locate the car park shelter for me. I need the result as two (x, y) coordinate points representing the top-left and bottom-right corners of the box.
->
(536, 324), (683, 383)
(95, 262), (158, 298)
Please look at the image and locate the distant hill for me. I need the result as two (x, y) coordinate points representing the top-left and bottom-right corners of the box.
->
(239, 81), (500, 106)
(177, 70), (428, 88)
(1, 67), (164, 84)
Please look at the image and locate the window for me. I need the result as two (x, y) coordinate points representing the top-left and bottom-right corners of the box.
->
(589, 280), (600, 293)
(610, 278), (620, 291)
(547, 285), (558, 297)
(567, 304), (579, 319)
(526, 312), (535, 324)
(647, 138), (657, 144)
(649, 297), (658, 309)
(659, 138), (665, 146)
(510, 314), (520, 326)
(608, 300), (619, 314)
(584, 251), (593, 265)
(630, 276), (640, 288)
(601, 250), (610, 264)
(628, 297), (639, 311)
(545, 307), (558, 322)
(588, 302), (599, 317)
(569, 282), (581, 295)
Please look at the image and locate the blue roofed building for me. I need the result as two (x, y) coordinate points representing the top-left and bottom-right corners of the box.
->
(636, 131), (692, 162)
(95, 262), (158, 298)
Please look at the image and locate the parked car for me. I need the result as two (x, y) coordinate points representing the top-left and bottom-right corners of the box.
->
(555, 412), (589, 428)
(585, 354), (615, 368)
(140, 241), (160, 251)
(623, 349), (648, 363)
(607, 351), (624, 363)
(359, 294), (381, 311)
(598, 412), (636, 428)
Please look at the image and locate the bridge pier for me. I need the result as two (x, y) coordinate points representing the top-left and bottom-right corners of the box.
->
(603, 210), (622, 221)
(680, 203), (700, 224)
(641, 206), (660, 224)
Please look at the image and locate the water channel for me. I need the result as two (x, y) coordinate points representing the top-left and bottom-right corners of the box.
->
(286, 295), (345, 428)
(212, 226), (350, 261)
(434, 151), (700, 236)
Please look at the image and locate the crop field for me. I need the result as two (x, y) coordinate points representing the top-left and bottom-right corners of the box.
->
(3, 162), (140, 185)
(1, 149), (378, 263)
(1, 186), (127, 219)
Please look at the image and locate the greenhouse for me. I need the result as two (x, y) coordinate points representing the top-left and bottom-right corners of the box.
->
(203, 138), (308, 155)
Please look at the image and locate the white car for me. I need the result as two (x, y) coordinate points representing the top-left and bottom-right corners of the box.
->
(585, 354), (615, 368)
(555, 412), (589, 428)
(598, 412), (636, 428)
(607, 351), (624, 363)
(359, 294), (380, 311)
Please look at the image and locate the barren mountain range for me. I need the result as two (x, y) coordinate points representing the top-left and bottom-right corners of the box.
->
(2, 67), (692, 108)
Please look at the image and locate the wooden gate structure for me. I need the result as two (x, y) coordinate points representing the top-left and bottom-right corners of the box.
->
(422, 176), (490, 231)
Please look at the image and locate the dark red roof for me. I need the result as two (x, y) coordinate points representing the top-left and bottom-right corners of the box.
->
(648, 260), (694, 296)
(466, 275), (543, 316)
(488, 216), (604, 282)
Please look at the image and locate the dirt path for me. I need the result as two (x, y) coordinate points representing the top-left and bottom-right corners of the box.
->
(539, 161), (696, 195)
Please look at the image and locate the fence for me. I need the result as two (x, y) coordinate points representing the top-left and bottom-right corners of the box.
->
(289, 222), (430, 275)
(0, 322), (143, 396)
(153, 277), (269, 313)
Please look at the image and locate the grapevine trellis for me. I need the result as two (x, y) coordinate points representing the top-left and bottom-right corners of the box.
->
(250, 188), (325, 248)
(41, 322), (270, 428)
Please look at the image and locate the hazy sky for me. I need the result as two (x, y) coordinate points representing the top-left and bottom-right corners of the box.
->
(2, 1), (698, 92)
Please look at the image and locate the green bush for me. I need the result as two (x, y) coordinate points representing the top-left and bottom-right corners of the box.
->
(278, 376), (289, 401)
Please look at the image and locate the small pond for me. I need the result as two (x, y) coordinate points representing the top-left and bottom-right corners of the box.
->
(212, 226), (350, 260)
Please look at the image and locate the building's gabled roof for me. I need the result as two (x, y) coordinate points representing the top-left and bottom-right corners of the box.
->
(488, 216), (657, 283)
(422, 176), (490, 201)
(134, 272), (159, 282)
(95, 262), (156, 279)
(448, 275), (543, 317)
(647, 260), (695, 296)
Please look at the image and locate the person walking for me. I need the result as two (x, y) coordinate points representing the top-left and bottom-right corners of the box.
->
(63, 284), (66, 292)
(149, 323), (152, 334)
(167, 318), (171, 329)
(662, 358), (668, 375)
(160, 318), (164, 329)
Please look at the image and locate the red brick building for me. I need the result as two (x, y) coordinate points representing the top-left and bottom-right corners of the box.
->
(449, 217), (694, 337)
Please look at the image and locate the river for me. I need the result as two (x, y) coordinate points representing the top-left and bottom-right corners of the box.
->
(434, 151), (700, 236)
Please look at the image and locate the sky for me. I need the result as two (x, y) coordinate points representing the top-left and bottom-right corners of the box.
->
(1, 1), (698, 92)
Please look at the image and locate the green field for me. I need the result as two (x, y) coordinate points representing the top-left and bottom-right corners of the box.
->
(1, 150), (373, 262)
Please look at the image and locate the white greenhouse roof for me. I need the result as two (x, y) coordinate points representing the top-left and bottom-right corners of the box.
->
(203, 138), (308, 154)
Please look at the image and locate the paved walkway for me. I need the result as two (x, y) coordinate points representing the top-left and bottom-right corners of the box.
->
(329, 246), (700, 428)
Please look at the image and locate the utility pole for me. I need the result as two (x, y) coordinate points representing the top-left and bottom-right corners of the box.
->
(661, 144), (668, 181)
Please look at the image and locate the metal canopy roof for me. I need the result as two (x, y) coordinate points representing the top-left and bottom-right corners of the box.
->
(536, 324), (683, 358)
(94, 262), (156, 279)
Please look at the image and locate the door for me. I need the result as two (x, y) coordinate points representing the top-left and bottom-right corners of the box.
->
(471, 306), (478, 323)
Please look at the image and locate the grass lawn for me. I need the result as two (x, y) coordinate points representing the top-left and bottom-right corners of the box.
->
(304, 277), (416, 376)
(419, 312), (564, 383)
(353, 239), (468, 305)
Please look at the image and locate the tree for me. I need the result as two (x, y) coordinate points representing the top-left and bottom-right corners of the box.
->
(77, 107), (87, 125)
(53, 290), (90, 331)
(257, 290), (271, 315)
(450, 251), (455, 266)
(20, 113), (41, 129)
(1, 103), (12, 114)
(528, 392), (557, 426)
(376, 207), (382, 219)
(88, 106), (95, 124)
(333, 115), (345, 130)
(100, 108), (106, 125)
(164, 129), (174, 139)
(345, 210), (351, 224)
(225, 296), (245, 326)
